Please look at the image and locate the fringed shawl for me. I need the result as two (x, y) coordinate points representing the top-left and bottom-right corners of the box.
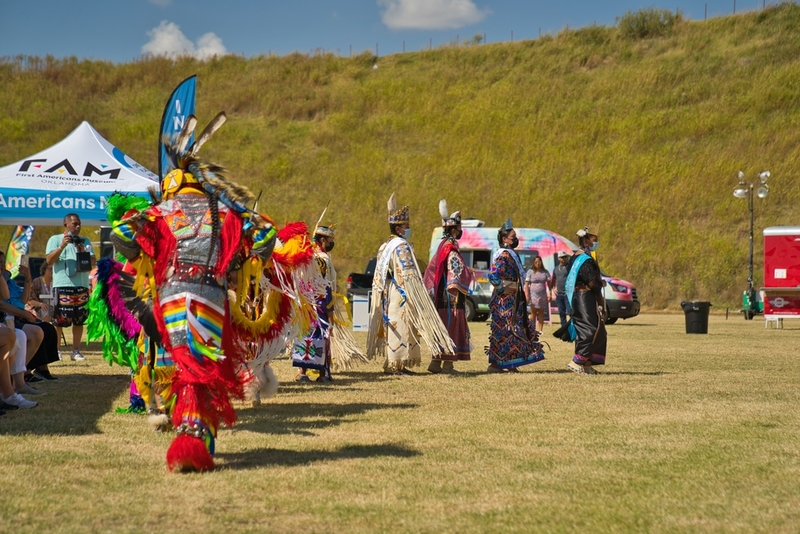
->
(366, 237), (455, 359)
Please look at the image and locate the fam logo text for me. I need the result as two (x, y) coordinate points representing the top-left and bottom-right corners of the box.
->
(18, 158), (120, 180)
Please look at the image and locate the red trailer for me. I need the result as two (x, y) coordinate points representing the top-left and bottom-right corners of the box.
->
(761, 226), (800, 326)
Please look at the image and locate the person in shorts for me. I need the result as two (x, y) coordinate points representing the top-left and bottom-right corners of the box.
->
(45, 213), (95, 361)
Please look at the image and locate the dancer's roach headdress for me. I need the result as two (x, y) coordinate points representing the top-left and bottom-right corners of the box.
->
(438, 198), (461, 227)
(161, 112), (255, 212)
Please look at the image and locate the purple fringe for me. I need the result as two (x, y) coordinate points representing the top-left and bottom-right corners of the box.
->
(98, 258), (142, 340)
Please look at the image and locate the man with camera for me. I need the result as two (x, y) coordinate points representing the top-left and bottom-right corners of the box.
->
(45, 213), (95, 361)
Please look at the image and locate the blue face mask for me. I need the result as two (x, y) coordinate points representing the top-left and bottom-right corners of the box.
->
(590, 241), (600, 252)
(403, 228), (412, 240)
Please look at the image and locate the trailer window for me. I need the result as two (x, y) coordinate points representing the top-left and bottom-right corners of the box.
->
(473, 250), (490, 270)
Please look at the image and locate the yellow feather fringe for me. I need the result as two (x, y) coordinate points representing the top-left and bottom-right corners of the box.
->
(228, 289), (284, 336)
(133, 364), (174, 408)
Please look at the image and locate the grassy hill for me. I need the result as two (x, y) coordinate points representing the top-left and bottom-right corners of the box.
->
(2, 4), (800, 310)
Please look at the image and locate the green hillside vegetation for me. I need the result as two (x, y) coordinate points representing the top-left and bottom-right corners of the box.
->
(2, 4), (800, 310)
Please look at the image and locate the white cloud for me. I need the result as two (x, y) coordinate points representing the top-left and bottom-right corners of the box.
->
(195, 32), (227, 60)
(149, 0), (172, 7)
(141, 21), (227, 60)
(378, 0), (488, 30)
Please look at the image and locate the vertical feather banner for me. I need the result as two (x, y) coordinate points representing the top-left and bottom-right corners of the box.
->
(159, 75), (196, 179)
(5, 225), (34, 278)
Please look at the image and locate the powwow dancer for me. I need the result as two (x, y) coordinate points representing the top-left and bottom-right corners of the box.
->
(555, 226), (607, 375)
(367, 193), (454, 374)
(104, 113), (278, 472)
(486, 219), (545, 372)
(292, 213), (367, 383)
(423, 199), (473, 374)
(229, 221), (326, 403)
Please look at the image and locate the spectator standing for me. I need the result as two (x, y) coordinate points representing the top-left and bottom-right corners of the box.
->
(524, 255), (550, 332)
(46, 213), (95, 361)
(550, 251), (572, 327)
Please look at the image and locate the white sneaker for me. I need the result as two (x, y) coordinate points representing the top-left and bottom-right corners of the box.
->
(4, 393), (38, 409)
(567, 361), (587, 375)
(70, 349), (86, 362)
(15, 384), (46, 396)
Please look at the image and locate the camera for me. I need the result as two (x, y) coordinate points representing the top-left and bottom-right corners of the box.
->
(70, 235), (83, 245)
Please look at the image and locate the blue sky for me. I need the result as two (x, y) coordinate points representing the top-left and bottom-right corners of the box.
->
(0, 0), (767, 62)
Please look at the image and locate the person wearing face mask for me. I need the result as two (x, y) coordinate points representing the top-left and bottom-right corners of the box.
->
(423, 199), (473, 374)
(557, 226), (607, 375)
(486, 219), (545, 373)
(292, 221), (367, 382)
(367, 193), (455, 375)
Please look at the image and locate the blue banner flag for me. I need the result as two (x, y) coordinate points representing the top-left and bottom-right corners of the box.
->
(158, 75), (196, 179)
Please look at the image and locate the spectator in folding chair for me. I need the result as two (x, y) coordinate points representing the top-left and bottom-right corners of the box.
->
(0, 271), (37, 410)
(0, 252), (60, 384)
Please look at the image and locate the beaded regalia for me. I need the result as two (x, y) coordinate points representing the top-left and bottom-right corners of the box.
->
(367, 193), (455, 373)
(291, 211), (367, 381)
(423, 199), (473, 367)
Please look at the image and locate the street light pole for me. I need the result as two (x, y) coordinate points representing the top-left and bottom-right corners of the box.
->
(746, 182), (755, 318)
(733, 170), (770, 320)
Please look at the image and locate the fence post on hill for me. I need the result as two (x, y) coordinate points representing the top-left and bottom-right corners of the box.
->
(733, 0), (736, 14)
(511, 30), (514, 43)
(705, 3), (707, 20)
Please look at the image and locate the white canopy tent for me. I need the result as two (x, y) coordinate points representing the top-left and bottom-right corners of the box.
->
(0, 122), (158, 226)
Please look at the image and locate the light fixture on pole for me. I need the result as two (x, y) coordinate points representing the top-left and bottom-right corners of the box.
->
(733, 170), (770, 320)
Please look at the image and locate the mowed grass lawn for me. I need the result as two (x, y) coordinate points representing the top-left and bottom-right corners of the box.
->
(1, 313), (799, 533)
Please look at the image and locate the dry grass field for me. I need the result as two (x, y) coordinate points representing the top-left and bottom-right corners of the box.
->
(1, 313), (799, 533)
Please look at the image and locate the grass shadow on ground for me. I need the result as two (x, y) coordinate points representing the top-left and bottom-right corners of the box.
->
(279, 383), (368, 394)
(215, 443), (421, 471)
(235, 402), (418, 436)
(0, 372), (129, 436)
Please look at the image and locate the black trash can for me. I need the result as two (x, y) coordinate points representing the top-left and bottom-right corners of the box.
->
(681, 301), (712, 334)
